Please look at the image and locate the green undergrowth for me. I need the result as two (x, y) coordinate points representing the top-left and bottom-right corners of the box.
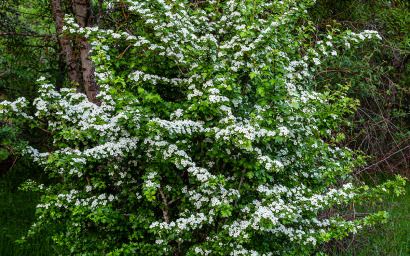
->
(0, 159), (65, 256)
(329, 178), (410, 256)
(0, 189), (58, 256)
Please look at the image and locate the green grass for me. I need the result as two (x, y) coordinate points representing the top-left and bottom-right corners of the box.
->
(0, 158), (65, 256)
(327, 182), (410, 256)
(0, 189), (60, 256)
(364, 182), (409, 256)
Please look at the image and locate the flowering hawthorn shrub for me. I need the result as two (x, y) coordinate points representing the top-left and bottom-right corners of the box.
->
(0, 0), (406, 255)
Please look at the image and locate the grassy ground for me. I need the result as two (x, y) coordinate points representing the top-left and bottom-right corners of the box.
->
(0, 189), (59, 256)
(0, 157), (64, 256)
(326, 182), (410, 256)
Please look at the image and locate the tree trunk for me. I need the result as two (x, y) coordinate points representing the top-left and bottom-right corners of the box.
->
(49, 0), (83, 93)
(72, 0), (101, 105)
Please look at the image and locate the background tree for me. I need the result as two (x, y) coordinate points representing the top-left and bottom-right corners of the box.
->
(309, 0), (409, 179)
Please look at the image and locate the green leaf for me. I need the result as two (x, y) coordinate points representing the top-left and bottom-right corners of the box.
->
(290, 102), (300, 109)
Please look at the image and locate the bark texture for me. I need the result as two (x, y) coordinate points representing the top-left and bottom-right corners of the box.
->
(49, 0), (83, 93)
(49, 0), (100, 104)
(72, 0), (101, 105)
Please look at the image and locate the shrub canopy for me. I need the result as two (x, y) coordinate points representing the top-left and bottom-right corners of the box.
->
(0, 0), (405, 255)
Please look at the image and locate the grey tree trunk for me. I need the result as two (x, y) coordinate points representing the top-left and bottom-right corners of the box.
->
(49, 0), (83, 93)
(49, 0), (100, 104)
(72, 0), (101, 105)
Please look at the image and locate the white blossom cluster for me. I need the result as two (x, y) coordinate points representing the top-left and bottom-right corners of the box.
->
(0, 0), (389, 254)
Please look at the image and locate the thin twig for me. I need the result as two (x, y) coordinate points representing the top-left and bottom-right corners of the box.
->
(158, 186), (170, 224)
(234, 169), (246, 207)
